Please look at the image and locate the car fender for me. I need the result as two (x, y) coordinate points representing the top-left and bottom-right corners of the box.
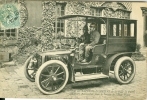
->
(61, 57), (75, 83)
(103, 52), (133, 75)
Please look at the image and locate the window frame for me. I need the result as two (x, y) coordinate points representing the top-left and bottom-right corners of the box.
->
(90, 8), (96, 16)
(54, 3), (66, 39)
(0, 28), (18, 45)
(109, 20), (123, 37)
(123, 20), (135, 37)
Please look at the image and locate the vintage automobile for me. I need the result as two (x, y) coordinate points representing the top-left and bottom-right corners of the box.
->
(24, 14), (137, 94)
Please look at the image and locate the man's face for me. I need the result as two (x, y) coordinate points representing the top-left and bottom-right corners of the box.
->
(90, 26), (95, 32)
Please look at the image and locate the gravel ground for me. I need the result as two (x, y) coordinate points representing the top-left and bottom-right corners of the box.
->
(0, 60), (146, 100)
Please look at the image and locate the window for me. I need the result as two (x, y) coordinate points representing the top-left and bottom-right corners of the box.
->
(54, 20), (64, 33)
(54, 3), (65, 38)
(0, 28), (17, 45)
(0, 30), (4, 37)
(124, 22), (135, 37)
(124, 24), (128, 36)
(90, 8), (101, 16)
(0, 29), (16, 38)
(100, 24), (106, 35)
(96, 9), (101, 16)
(6, 29), (16, 37)
(90, 8), (96, 16)
(113, 24), (116, 36)
(130, 24), (134, 37)
(109, 21), (122, 37)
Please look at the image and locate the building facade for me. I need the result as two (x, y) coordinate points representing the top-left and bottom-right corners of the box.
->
(0, 0), (146, 61)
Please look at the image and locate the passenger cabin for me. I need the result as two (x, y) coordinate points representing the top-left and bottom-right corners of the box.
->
(58, 15), (137, 55)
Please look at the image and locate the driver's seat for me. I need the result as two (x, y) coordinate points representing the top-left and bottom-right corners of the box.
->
(92, 39), (106, 54)
(86, 39), (106, 62)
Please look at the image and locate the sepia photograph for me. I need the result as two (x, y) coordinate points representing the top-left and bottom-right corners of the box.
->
(0, 0), (147, 99)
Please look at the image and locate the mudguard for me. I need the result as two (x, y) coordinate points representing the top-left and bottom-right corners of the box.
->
(102, 52), (133, 75)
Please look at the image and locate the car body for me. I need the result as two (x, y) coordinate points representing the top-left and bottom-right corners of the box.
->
(24, 14), (137, 94)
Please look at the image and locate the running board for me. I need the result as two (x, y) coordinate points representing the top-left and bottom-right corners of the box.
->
(75, 73), (109, 82)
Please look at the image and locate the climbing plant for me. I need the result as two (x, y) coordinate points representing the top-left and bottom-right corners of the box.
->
(41, 1), (56, 51)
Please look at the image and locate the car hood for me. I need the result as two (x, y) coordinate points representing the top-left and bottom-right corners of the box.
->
(36, 49), (73, 56)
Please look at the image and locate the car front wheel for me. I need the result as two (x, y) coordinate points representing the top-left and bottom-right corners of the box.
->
(35, 60), (69, 94)
(24, 56), (36, 82)
(114, 56), (136, 84)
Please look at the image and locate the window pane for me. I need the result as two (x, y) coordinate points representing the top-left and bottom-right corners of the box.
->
(0, 30), (4, 32)
(57, 7), (60, 16)
(0, 30), (4, 36)
(11, 33), (16, 37)
(119, 24), (121, 36)
(130, 23), (134, 37)
(61, 11), (64, 16)
(113, 24), (116, 36)
(11, 29), (16, 32)
(6, 33), (10, 37)
(96, 9), (100, 16)
(61, 23), (64, 27)
(57, 23), (60, 27)
(61, 28), (63, 32)
(124, 24), (127, 36)
(6, 29), (10, 37)
(0, 33), (4, 36)
(57, 28), (60, 33)
(90, 8), (95, 16)
(100, 24), (106, 35)
(61, 5), (64, 10)
(6, 29), (11, 32)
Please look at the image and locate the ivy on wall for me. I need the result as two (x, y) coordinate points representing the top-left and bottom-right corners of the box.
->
(41, 1), (56, 51)
(65, 1), (90, 15)
(17, 1), (132, 53)
(18, 1), (56, 53)
(17, 27), (42, 52)
(12, 26), (42, 63)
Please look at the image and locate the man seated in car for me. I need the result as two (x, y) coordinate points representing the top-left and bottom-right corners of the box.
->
(79, 24), (90, 61)
(81, 23), (100, 63)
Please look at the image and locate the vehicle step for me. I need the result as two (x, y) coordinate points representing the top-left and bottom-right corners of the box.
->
(74, 64), (102, 70)
(75, 73), (109, 81)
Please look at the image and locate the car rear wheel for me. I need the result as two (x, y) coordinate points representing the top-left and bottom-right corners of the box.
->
(35, 60), (69, 94)
(114, 56), (136, 84)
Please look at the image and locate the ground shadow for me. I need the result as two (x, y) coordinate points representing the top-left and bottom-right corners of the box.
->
(70, 78), (112, 89)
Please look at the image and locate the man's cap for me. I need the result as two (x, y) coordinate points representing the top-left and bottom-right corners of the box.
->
(90, 23), (96, 27)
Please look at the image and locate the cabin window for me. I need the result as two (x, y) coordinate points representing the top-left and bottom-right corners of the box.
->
(130, 23), (134, 37)
(109, 20), (122, 37)
(124, 24), (127, 36)
(124, 22), (135, 37)
(100, 24), (106, 35)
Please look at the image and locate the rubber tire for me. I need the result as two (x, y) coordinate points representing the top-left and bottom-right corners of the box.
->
(35, 60), (69, 95)
(114, 56), (136, 84)
(24, 55), (35, 82)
